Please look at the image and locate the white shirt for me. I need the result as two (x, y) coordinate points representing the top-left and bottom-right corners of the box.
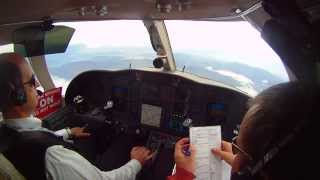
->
(2, 116), (142, 180)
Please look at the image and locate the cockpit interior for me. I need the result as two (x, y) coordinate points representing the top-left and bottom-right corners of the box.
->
(39, 69), (249, 179)
(1, 0), (320, 180)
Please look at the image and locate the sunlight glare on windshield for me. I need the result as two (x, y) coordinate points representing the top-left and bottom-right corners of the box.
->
(56, 21), (151, 49)
(165, 20), (289, 96)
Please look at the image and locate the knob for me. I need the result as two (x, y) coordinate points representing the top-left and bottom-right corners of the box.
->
(182, 118), (193, 127)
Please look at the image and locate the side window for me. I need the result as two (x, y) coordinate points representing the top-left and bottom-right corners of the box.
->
(0, 44), (14, 54)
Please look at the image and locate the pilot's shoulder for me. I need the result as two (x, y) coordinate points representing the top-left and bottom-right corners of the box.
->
(45, 145), (105, 180)
(46, 145), (84, 163)
(46, 145), (77, 156)
(16, 131), (73, 151)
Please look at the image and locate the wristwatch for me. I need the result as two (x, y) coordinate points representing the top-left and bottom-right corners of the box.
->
(66, 127), (72, 138)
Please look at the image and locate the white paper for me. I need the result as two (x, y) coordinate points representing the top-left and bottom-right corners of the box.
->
(190, 126), (226, 180)
(222, 160), (232, 180)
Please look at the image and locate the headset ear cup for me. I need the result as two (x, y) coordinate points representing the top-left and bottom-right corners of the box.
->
(11, 88), (27, 105)
(17, 89), (27, 105)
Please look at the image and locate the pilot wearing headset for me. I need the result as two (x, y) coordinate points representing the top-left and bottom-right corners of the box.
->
(0, 53), (152, 180)
(169, 82), (317, 180)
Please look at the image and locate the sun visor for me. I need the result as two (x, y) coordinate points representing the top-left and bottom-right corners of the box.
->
(13, 25), (75, 57)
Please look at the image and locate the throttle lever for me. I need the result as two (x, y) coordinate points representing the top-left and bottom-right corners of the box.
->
(148, 142), (163, 166)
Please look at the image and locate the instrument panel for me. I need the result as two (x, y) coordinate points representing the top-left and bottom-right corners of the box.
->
(65, 70), (250, 141)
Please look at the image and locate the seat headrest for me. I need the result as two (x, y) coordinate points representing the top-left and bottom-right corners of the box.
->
(0, 153), (26, 180)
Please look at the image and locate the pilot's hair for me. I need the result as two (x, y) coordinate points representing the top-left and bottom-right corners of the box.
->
(245, 82), (318, 180)
(0, 53), (23, 111)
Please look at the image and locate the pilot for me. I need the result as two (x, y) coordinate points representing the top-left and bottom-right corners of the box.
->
(170, 82), (317, 180)
(0, 52), (152, 180)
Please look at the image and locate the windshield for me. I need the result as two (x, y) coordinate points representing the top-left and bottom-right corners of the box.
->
(46, 20), (155, 94)
(2, 20), (289, 96)
(165, 21), (289, 96)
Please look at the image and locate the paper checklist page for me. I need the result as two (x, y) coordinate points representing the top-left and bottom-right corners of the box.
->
(190, 126), (222, 180)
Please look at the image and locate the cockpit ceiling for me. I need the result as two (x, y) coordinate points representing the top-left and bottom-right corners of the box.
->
(0, 0), (259, 25)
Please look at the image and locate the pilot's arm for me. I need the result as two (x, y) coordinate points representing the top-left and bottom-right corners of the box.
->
(167, 138), (196, 180)
(45, 145), (151, 180)
(54, 126), (90, 141)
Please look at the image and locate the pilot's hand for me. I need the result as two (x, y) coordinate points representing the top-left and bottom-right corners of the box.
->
(174, 138), (196, 174)
(130, 146), (153, 166)
(70, 126), (91, 138)
(211, 141), (235, 166)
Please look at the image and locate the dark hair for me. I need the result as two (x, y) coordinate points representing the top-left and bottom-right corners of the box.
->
(245, 82), (318, 180)
(0, 61), (23, 111)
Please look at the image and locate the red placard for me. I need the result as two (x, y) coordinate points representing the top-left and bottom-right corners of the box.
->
(35, 87), (62, 119)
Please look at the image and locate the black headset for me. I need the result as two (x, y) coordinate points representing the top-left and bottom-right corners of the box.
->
(1, 62), (28, 106)
(10, 83), (27, 105)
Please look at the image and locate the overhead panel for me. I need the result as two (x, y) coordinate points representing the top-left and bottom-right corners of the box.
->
(0, 0), (259, 25)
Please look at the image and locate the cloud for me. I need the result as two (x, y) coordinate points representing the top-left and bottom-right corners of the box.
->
(51, 75), (71, 95)
(213, 69), (258, 96)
